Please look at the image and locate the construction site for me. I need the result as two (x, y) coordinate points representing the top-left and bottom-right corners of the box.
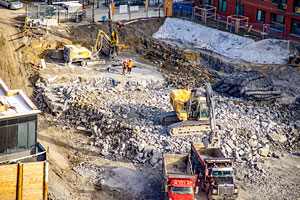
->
(0, 0), (300, 199)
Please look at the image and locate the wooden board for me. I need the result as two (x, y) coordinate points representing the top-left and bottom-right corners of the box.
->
(0, 162), (46, 200)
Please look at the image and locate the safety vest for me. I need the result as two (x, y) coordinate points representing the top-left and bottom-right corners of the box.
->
(128, 61), (133, 68)
(122, 62), (128, 69)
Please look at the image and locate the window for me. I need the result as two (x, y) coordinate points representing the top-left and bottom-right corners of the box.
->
(272, 0), (279, 4)
(270, 13), (285, 32)
(0, 115), (37, 154)
(278, 0), (287, 11)
(171, 187), (193, 194)
(291, 19), (300, 36)
(236, 5), (244, 16)
(257, 9), (266, 22)
(218, 0), (226, 12)
(294, 0), (300, 14)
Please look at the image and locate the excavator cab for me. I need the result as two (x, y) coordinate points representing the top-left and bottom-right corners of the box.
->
(187, 89), (209, 120)
(162, 83), (216, 136)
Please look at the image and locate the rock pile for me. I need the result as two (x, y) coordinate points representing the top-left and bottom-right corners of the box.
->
(34, 76), (203, 167)
(34, 74), (299, 168)
(213, 71), (282, 101)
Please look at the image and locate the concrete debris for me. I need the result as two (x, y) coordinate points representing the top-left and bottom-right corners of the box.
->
(33, 72), (300, 168)
(213, 71), (282, 101)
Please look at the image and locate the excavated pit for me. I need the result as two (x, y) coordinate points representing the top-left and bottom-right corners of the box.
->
(26, 18), (300, 200)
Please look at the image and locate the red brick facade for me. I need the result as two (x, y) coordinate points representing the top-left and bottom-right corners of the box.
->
(201, 0), (300, 41)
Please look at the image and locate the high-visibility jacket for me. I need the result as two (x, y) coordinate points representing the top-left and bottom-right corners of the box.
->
(128, 61), (133, 68)
(122, 62), (128, 69)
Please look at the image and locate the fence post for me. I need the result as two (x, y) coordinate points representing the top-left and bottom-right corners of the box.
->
(128, 2), (131, 20)
(43, 162), (49, 200)
(17, 162), (23, 200)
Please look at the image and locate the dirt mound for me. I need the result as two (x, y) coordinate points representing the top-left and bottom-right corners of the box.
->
(0, 10), (33, 95)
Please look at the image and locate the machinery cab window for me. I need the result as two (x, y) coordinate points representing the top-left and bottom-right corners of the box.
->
(200, 101), (209, 119)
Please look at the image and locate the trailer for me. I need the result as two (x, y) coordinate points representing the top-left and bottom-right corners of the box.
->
(191, 143), (238, 200)
(162, 154), (198, 200)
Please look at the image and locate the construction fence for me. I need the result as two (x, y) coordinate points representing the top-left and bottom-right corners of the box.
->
(0, 161), (48, 200)
(25, 1), (164, 27)
(26, 4), (86, 26)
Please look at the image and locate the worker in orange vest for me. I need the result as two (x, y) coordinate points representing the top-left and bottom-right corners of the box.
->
(127, 59), (134, 74)
(122, 60), (128, 75)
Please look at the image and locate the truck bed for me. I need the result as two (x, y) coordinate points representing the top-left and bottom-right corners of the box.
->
(163, 154), (192, 175)
(192, 143), (225, 160)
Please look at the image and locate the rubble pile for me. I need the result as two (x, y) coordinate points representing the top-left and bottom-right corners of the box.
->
(140, 38), (217, 88)
(34, 75), (299, 168)
(34, 77), (203, 167)
(213, 71), (282, 101)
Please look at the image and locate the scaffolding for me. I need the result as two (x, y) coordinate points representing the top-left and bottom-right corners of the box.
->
(226, 15), (249, 34)
(193, 4), (216, 23)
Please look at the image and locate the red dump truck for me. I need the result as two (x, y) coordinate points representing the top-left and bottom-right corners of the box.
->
(191, 143), (238, 200)
(162, 154), (198, 200)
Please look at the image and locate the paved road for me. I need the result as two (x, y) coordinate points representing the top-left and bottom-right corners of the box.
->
(84, 4), (164, 22)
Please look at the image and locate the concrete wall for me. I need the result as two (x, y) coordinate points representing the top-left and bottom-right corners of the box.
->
(0, 161), (48, 200)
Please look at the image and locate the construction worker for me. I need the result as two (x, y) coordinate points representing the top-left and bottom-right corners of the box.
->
(127, 59), (133, 74)
(122, 60), (128, 75)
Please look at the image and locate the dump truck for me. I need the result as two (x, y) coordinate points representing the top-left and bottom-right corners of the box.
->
(191, 143), (238, 200)
(162, 154), (198, 200)
(162, 83), (216, 136)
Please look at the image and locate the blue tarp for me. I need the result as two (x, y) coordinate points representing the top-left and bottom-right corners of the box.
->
(173, 3), (193, 15)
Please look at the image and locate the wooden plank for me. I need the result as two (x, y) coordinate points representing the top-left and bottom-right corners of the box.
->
(0, 193), (16, 200)
(22, 190), (43, 200)
(0, 164), (18, 173)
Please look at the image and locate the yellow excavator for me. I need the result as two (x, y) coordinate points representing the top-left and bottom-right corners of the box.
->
(63, 6), (119, 65)
(94, 5), (119, 57)
(94, 28), (119, 57)
(162, 83), (216, 136)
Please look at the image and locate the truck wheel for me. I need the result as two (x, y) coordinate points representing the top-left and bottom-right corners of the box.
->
(81, 61), (87, 66)
(75, 15), (82, 23)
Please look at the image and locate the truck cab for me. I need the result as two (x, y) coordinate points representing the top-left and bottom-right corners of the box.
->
(162, 154), (198, 200)
(167, 177), (195, 200)
(191, 143), (238, 200)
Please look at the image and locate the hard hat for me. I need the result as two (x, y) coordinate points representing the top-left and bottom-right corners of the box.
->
(124, 60), (127, 62)
(129, 59), (132, 61)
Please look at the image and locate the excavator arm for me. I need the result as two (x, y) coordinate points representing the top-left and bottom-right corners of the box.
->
(94, 29), (119, 55)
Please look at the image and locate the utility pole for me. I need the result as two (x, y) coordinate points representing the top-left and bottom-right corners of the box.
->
(92, 0), (95, 22)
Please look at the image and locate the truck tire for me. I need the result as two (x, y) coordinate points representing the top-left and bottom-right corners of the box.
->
(81, 60), (87, 66)
(75, 15), (82, 23)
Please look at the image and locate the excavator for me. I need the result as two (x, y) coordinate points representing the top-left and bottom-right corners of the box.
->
(94, 4), (119, 57)
(162, 83), (216, 137)
(63, 5), (119, 65)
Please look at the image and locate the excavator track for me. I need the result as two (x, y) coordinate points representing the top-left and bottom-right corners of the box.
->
(168, 120), (211, 136)
(161, 111), (181, 125)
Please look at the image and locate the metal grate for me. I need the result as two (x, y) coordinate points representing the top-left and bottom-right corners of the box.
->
(219, 186), (233, 195)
